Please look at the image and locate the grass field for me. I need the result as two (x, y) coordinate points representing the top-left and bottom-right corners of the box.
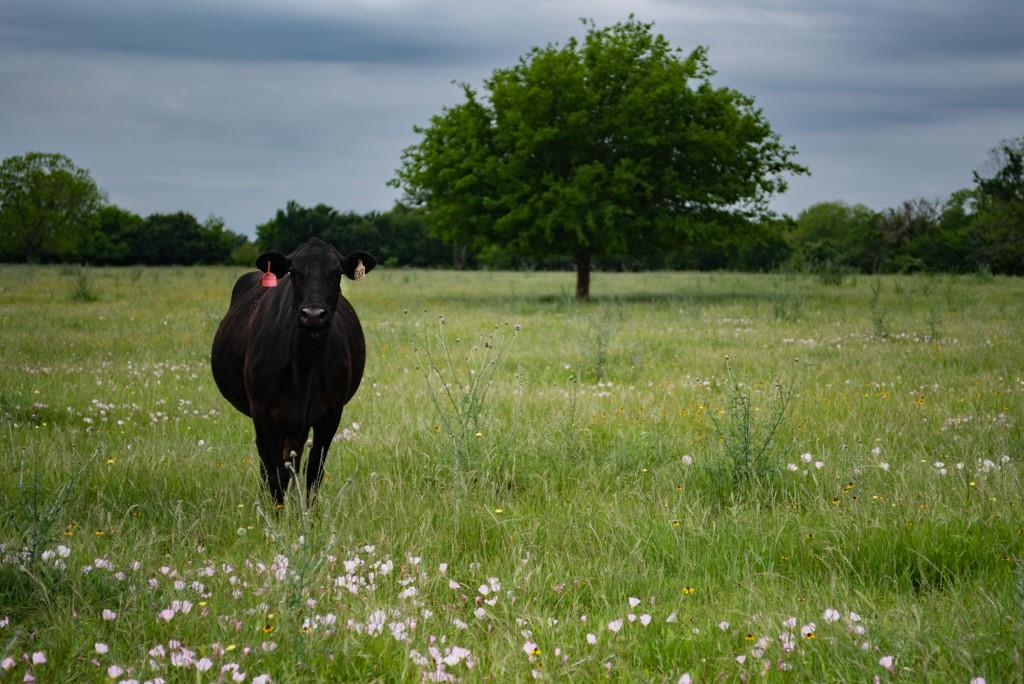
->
(1, 264), (1022, 682)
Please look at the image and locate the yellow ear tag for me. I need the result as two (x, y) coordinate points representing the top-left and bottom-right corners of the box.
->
(354, 259), (365, 280)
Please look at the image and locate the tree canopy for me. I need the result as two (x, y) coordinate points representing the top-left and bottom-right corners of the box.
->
(970, 136), (1024, 273)
(393, 17), (807, 298)
(786, 138), (1024, 276)
(256, 200), (448, 267)
(131, 212), (240, 265)
(0, 152), (105, 262)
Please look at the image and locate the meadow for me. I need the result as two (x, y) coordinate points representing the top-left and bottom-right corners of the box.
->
(1, 264), (1021, 682)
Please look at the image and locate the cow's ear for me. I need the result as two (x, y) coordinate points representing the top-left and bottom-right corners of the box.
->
(255, 251), (291, 277)
(342, 251), (377, 280)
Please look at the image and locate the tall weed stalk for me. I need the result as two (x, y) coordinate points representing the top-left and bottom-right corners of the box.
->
(585, 308), (618, 381)
(421, 318), (517, 470)
(707, 367), (795, 505)
(70, 266), (98, 302)
(869, 277), (889, 338)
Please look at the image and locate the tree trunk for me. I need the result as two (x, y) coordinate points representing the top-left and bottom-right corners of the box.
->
(575, 252), (591, 301)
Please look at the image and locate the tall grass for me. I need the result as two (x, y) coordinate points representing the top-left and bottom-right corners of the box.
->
(0, 265), (1021, 681)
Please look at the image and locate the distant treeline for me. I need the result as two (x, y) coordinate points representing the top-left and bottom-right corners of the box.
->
(252, 190), (1023, 275)
(2, 138), (1022, 274)
(11, 196), (1019, 276)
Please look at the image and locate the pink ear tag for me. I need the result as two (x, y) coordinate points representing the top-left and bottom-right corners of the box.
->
(261, 265), (277, 288)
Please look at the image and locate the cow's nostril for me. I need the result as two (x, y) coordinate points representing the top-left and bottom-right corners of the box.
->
(299, 306), (329, 327)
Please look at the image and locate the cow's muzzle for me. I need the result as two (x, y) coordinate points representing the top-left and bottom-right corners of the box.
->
(299, 306), (330, 330)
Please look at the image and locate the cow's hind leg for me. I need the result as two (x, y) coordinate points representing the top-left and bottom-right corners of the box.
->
(307, 406), (343, 501)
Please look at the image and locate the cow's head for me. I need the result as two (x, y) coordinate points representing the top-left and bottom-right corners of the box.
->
(256, 238), (376, 333)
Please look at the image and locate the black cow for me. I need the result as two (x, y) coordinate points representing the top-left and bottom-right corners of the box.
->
(211, 237), (376, 504)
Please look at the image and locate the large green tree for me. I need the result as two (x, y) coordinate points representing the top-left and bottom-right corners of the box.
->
(0, 152), (104, 262)
(394, 17), (806, 299)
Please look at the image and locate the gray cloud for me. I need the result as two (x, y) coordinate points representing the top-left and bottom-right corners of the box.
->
(0, 1), (495, 64)
(843, 1), (1024, 60)
(1, 0), (1022, 233)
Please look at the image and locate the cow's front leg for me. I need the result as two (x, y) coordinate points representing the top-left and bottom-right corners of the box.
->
(307, 406), (343, 502)
(253, 415), (290, 506)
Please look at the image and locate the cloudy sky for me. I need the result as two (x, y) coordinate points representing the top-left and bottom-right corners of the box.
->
(2, 0), (1022, 236)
